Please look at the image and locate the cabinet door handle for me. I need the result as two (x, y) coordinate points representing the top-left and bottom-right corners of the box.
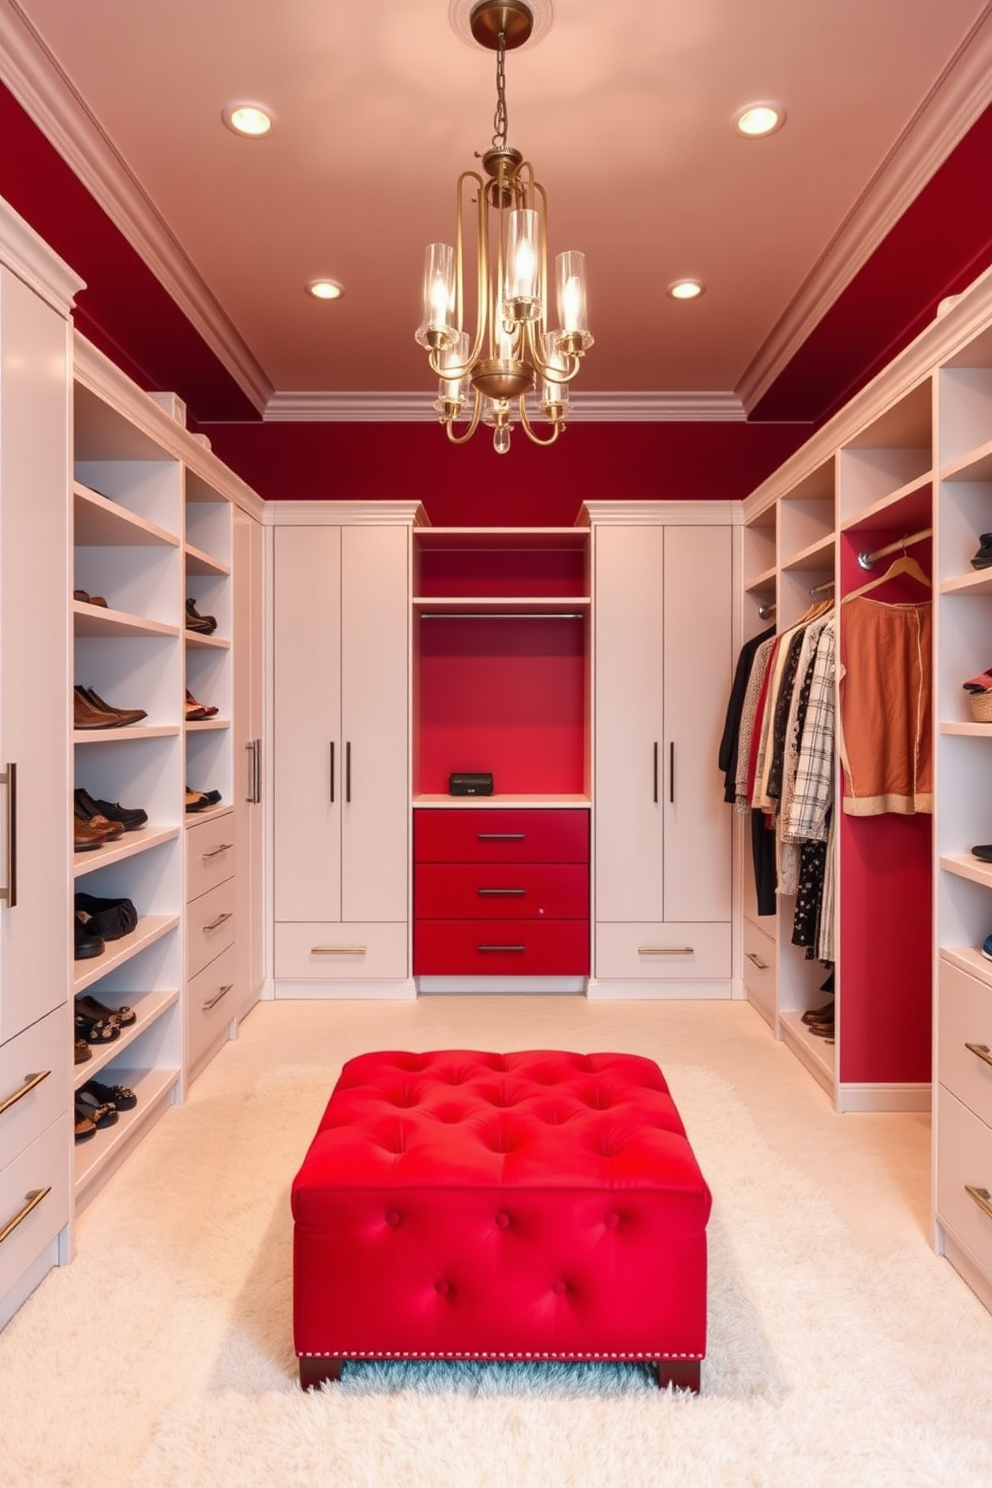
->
(203, 911), (233, 932)
(966, 1042), (992, 1070)
(253, 738), (262, 804)
(477, 833), (524, 841)
(477, 888), (526, 896)
(0, 1186), (50, 1247)
(346, 742), (352, 803)
(670, 741), (675, 804)
(745, 951), (769, 970)
(202, 843), (234, 860)
(0, 1070), (50, 1119)
(311, 945), (367, 955)
(653, 743), (658, 804)
(478, 944), (526, 953)
(329, 741), (335, 804)
(245, 742), (255, 803)
(202, 983), (233, 1012)
(0, 761), (17, 907)
(965, 1185), (992, 1222)
(638, 945), (694, 956)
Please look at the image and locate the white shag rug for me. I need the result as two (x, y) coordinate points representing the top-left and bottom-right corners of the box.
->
(2, 1062), (992, 1488)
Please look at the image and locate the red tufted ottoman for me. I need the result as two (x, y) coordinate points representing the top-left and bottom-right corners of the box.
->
(291, 1050), (712, 1391)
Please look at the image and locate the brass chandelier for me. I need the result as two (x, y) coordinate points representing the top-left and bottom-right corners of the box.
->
(415, 0), (592, 453)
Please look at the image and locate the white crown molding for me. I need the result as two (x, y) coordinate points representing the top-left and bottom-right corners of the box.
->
(0, 192), (83, 313)
(0, 0), (273, 414)
(261, 389), (747, 422)
(737, 2), (992, 413)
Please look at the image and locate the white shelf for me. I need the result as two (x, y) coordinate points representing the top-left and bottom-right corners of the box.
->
(73, 987), (180, 1086)
(412, 794), (591, 808)
(778, 1009), (835, 1098)
(939, 720), (992, 736)
(939, 569), (992, 596)
(940, 853), (992, 888)
(744, 564), (777, 593)
(941, 438), (992, 483)
(73, 482), (179, 548)
(838, 471), (933, 533)
(185, 718), (230, 733)
(74, 725), (181, 744)
(73, 824), (180, 876)
(183, 803), (231, 827)
(74, 1064), (180, 1205)
(73, 601), (180, 639)
(185, 631), (230, 650)
(779, 533), (834, 572)
(413, 595), (590, 614)
(72, 913), (180, 994)
(939, 945), (992, 983)
(185, 541), (231, 577)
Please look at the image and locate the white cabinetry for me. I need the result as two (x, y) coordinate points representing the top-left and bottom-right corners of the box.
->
(0, 203), (80, 1329)
(586, 504), (734, 997)
(271, 507), (420, 996)
(233, 507), (264, 1020)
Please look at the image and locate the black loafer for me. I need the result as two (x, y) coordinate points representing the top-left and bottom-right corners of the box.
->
(74, 915), (105, 960)
(972, 845), (992, 863)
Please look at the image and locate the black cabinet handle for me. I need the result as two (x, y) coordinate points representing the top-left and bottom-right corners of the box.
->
(478, 944), (526, 953)
(670, 741), (675, 804)
(478, 832), (524, 840)
(346, 742), (351, 803)
(653, 743), (658, 804)
(477, 888), (526, 896)
(329, 741), (335, 803)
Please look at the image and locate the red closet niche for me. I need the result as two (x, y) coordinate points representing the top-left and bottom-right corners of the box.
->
(412, 531), (590, 798)
(838, 525), (933, 1087)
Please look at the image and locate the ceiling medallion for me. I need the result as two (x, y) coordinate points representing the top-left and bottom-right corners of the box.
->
(416, 0), (592, 453)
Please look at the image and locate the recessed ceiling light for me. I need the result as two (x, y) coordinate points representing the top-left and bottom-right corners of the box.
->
(733, 102), (785, 138)
(222, 101), (275, 138)
(668, 280), (705, 301)
(306, 279), (344, 301)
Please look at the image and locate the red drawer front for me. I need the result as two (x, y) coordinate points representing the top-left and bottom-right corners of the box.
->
(414, 919), (589, 975)
(415, 863), (588, 920)
(414, 808), (589, 864)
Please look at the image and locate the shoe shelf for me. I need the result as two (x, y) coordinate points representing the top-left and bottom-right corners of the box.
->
(778, 1008), (835, 1095)
(940, 439), (992, 484)
(72, 825), (181, 877)
(185, 541), (230, 577)
(183, 803), (231, 830)
(74, 1064), (181, 1207)
(74, 724), (181, 744)
(73, 481), (180, 549)
(939, 945), (992, 984)
(72, 914), (181, 995)
(72, 602), (180, 640)
(941, 721), (992, 737)
(837, 470), (933, 535)
(186, 718), (230, 733)
(73, 988), (180, 1088)
(940, 854), (992, 889)
(779, 532), (835, 573)
(185, 632), (231, 652)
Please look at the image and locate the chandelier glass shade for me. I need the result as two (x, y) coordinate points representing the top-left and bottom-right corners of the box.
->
(415, 1), (592, 453)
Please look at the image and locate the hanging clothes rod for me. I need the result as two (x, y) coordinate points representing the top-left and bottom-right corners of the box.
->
(857, 527), (932, 570)
(757, 602), (776, 619)
(809, 578), (835, 595)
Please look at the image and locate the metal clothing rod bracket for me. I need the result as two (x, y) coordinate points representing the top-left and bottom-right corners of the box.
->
(857, 527), (932, 570)
(757, 602), (776, 619)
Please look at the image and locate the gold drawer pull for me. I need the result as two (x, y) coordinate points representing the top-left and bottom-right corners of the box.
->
(311, 946), (367, 955)
(965, 1041), (992, 1071)
(0, 1186), (51, 1247)
(202, 983), (233, 1012)
(0, 1070), (50, 1119)
(203, 912), (233, 932)
(965, 1185), (992, 1222)
(638, 946), (694, 956)
(201, 843), (234, 860)
(745, 951), (769, 970)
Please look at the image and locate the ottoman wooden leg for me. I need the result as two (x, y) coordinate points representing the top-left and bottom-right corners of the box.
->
(656, 1359), (700, 1393)
(300, 1356), (343, 1390)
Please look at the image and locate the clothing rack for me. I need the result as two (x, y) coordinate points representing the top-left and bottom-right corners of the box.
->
(810, 578), (835, 595)
(857, 527), (932, 570)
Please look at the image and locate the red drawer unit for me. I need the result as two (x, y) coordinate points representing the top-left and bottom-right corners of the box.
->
(414, 808), (590, 976)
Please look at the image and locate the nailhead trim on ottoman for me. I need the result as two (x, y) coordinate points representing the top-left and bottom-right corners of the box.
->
(292, 1050), (712, 1390)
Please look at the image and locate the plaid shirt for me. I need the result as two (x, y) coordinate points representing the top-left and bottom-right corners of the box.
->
(782, 618), (835, 844)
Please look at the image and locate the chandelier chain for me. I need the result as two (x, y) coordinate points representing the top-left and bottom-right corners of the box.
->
(491, 31), (508, 148)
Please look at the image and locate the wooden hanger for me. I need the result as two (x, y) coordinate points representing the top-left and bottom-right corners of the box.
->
(842, 551), (931, 603)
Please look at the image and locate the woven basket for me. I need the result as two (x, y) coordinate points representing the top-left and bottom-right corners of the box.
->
(969, 691), (992, 723)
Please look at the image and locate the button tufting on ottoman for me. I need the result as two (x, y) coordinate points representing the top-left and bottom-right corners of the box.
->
(292, 1049), (712, 1391)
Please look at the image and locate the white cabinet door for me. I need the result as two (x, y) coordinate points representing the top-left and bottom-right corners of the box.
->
(594, 525), (664, 922)
(0, 270), (70, 1044)
(340, 524), (409, 923)
(234, 507), (264, 1012)
(662, 524), (733, 923)
(273, 525), (342, 922)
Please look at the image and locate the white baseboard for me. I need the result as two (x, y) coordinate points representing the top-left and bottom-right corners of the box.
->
(417, 976), (585, 995)
(272, 978), (417, 1001)
(836, 1082), (931, 1113)
(586, 979), (733, 1001)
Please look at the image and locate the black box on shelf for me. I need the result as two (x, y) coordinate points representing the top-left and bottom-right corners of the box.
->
(449, 772), (494, 796)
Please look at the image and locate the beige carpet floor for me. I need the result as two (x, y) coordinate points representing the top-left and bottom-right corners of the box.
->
(1, 996), (989, 1488)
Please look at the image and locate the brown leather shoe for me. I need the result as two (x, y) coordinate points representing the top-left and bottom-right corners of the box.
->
(73, 686), (127, 730)
(74, 816), (117, 850)
(75, 685), (147, 726)
(73, 798), (125, 844)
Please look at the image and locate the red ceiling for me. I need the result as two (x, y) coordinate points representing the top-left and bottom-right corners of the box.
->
(4, 77), (992, 513)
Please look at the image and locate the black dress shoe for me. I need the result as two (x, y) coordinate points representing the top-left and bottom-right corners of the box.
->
(74, 787), (148, 831)
(972, 845), (992, 863)
(74, 915), (105, 960)
(74, 892), (138, 941)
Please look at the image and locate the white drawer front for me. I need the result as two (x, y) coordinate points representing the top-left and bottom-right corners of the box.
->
(0, 1115), (69, 1303)
(936, 1085), (992, 1277)
(186, 812), (236, 903)
(0, 1005), (69, 1175)
(595, 922), (731, 980)
(275, 922), (408, 980)
(743, 917), (777, 1020)
(938, 959), (992, 1127)
(186, 877), (236, 980)
(187, 942), (236, 1074)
